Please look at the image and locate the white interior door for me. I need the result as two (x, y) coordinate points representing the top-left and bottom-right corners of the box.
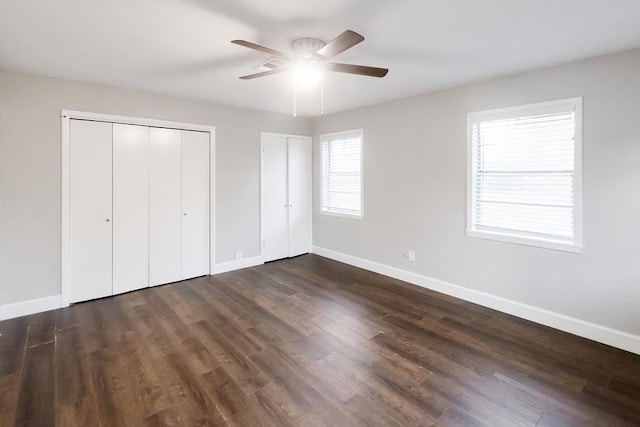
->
(181, 130), (210, 279)
(149, 127), (183, 286)
(261, 134), (289, 262)
(69, 120), (113, 303)
(113, 124), (149, 294)
(287, 137), (312, 257)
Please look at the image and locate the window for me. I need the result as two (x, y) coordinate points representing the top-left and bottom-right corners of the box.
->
(467, 98), (582, 252)
(321, 129), (363, 218)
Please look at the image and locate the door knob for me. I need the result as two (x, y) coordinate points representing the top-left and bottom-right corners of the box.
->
(105, 218), (110, 222)
(183, 213), (187, 216)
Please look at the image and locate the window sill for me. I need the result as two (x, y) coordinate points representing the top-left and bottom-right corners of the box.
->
(466, 229), (582, 254)
(320, 210), (364, 221)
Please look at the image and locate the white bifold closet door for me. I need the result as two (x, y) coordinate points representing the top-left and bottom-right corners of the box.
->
(149, 128), (183, 286)
(149, 129), (210, 285)
(69, 120), (113, 303)
(113, 124), (150, 294)
(261, 133), (311, 263)
(69, 119), (210, 302)
(262, 135), (290, 262)
(181, 130), (210, 279)
(287, 137), (312, 257)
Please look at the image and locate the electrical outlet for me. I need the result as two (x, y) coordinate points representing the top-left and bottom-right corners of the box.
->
(408, 250), (416, 262)
(235, 251), (243, 261)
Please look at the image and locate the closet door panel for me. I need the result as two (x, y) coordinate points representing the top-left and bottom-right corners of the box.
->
(287, 138), (312, 257)
(149, 127), (183, 286)
(112, 124), (149, 294)
(69, 119), (113, 303)
(181, 130), (210, 279)
(261, 134), (289, 262)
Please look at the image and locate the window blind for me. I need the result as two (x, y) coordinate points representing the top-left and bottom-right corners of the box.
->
(321, 132), (362, 216)
(470, 105), (577, 244)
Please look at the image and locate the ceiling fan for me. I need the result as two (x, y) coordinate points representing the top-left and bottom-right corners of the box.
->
(231, 30), (389, 80)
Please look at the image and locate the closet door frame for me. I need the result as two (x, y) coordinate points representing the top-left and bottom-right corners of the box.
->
(260, 132), (312, 262)
(61, 110), (216, 308)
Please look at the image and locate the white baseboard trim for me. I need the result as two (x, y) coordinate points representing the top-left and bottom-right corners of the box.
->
(0, 295), (63, 321)
(0, 256), (264, 321)
(213, 256), (264, 274)
(312, 246), (640, 356)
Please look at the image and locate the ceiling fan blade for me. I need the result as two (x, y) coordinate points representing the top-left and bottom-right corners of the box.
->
(231, 40), (291, 60)
(316, 30), (364, 60)
(239, 68), (291, 80)
(327, 63), (389, 78)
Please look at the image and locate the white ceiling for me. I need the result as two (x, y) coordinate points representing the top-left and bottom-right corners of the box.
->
(2, 0), (640, 117)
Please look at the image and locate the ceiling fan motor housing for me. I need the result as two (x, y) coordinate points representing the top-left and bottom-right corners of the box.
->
(291, 38), (326, 61)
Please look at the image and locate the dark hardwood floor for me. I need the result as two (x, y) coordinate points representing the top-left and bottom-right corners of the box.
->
(1, 254), (640, 426)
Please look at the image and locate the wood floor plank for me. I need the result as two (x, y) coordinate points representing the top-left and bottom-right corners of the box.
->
(189, 279), (260, 330)
(1, 254), (639, 426)
(273, 264), (389, 318)
(120, 330), (174, 419)
(249, 348), (362, 426)
(53, 302), (91, 333)
(309, 349), (439, 426)
(213, 278), (307, 340)
(343, 394), (408, 427)
(155, 284), (206, 324)
(155, 310), (220, 375)
(190, 319), (271, 394)
(87, 346), (136, 426)
(491, 372), (629, 426)
(311, 316), (432, 388)
(307, 353), (361, 403)
(218, 322), (264, 357)
(438, 405), (488, 427)
(200, 367), (270, 427)
(55, 326), (100, 426)
(143, 405), (184, 427)
(372, 325), (545, 425)
(253, 382), (322, 427)
(26, 310), (56, 348)
(0, 374), (20, 426)
(15, 341), (55, 427)
(0, 316), (28, 376)
(161, 352), (228, 425)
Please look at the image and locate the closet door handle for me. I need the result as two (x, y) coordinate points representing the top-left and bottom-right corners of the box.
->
(105, 218), (110, 222)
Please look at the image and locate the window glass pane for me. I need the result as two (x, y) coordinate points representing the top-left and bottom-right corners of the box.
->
(469, 100), (579, 247)
(321, 132), (362, 217)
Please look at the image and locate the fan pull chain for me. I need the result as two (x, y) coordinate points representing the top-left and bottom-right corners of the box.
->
(293, 81), (297, 117)
(321, 79), (324, 116)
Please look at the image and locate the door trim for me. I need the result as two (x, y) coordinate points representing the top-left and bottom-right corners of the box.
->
(61, 110), (216, 307)
(260, 132), (312, 263)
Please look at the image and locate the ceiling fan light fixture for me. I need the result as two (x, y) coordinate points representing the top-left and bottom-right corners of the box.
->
(292, 63), (323, 86)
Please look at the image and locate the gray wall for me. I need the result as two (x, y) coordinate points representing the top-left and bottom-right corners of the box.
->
(312, 48), (640, 336)
(0, 69), (311, 306)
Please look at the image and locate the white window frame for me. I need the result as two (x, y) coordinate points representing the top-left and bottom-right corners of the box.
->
(320, 129), (364, 220)
(466, 97), (583, 253)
